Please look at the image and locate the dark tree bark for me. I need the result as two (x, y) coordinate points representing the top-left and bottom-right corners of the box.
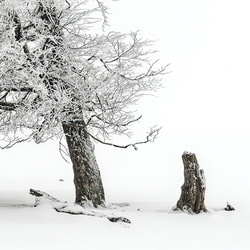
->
(62, 122), (105, 207)
(176, 152), (207, 213)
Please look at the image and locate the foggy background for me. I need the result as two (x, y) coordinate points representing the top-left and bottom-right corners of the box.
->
(1, 0), (249, 208)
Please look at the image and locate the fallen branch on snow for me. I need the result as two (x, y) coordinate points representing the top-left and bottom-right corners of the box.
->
(29, 188), (131, 224)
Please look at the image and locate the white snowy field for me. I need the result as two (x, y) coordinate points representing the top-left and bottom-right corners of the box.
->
(0, 140), (249, 250)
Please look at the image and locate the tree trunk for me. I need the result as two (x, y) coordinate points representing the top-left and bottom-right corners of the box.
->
(176, 151), (207, 213)
(62, 122), (105, 208)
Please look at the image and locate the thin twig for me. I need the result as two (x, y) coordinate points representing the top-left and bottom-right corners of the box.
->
(86, 126), (161, 150)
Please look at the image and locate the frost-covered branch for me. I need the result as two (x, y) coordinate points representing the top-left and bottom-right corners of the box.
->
(0, 102), (17, 111)
(0, 0), (167, 149)
(0, 87), (34, 93)
(87, 126), (161, 150)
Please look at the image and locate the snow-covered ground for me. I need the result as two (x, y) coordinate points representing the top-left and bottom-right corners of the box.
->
(0, 197), (249, 250)
(0, 140), (249, 250)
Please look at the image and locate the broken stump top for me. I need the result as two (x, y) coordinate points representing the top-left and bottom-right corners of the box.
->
(182, 151), (199, 169)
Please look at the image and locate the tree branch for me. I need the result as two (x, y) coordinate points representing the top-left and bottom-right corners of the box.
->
(0, 91), (9, 101)
(0, 136), (31, 149)
(99, 55), (169, 82)
(0, 87), (34, 92)
(0, 102), (17, 111)
(86, 126), (161, 150)
(86, 114), (142, 128)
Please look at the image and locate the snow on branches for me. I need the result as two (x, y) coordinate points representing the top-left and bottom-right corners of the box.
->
(0, 0), (167, 149)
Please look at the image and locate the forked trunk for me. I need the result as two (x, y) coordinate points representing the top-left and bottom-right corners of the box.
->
(62, 122), (105, 207)
(176, 151), (207, 213)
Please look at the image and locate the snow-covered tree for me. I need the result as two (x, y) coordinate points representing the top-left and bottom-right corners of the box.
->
(0, 0), (167, 207)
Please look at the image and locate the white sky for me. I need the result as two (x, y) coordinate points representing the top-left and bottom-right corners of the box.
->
(102, 0), (250, 151)
(107, 0), (250, 132)
(100, 0), (250, 202)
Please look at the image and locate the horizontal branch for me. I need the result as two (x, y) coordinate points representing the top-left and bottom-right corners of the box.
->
(86, 126), (161, 150)
(0, 87), (34, 92)
(0, 87), (34, 111)
(99, 55), (170, 82)
(0, 102), (17, 111)
(86, 113), (142, 128)
(0, 136), (31, 149)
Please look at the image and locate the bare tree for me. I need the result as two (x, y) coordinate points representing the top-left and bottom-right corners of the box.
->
(0, 0), (167, 207)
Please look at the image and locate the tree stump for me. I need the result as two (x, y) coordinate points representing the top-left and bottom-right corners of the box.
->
(176, 151), (207, 213)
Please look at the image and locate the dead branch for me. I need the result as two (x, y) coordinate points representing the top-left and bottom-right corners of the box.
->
(0, 102), (17, 111)
(87, 126), (161, 150)
(29, 188), (131, 223)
